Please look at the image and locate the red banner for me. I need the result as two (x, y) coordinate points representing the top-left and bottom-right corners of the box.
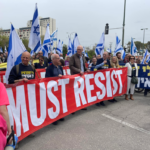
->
(6, 68), (127, 141)
(0, 66), (70, 84)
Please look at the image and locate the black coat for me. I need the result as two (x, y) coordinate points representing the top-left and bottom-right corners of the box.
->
(96, 58), (111, 70)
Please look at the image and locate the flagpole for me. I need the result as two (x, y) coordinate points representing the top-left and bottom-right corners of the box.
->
(122, 0), (126, 47)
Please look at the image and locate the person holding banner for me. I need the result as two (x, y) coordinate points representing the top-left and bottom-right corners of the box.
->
(45, 54), (64, 125)
(0, 82), (12, 149)
(125, 56), (138, 100)
(8, 51), (35, 84)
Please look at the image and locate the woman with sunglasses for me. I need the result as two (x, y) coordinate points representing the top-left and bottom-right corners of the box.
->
(125, 56), (138, 100)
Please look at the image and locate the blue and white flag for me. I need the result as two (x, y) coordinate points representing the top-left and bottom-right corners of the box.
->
(72, 33), (80, 54)
(130, 38), (137, 56)
(141, 50), (148, 64)
(5, 24), (26, 84)
(114, 36), (125, 59)
(67, 38), (72, 56)
(61, 41), (63, 54)
(85, 52), (88, 57)
(0, 47), (3, 53)
(5, 46), (7, 53)
(146, 54), (150, 63)
(42, 24), (51, 57)
(28, 4), (41, 53)
(107, 48), (112, 53)
(95, 32), (105, 56)
(50, 29), (58, 41)
(30, 50), (34, 56)
(56, 40), (62, 54)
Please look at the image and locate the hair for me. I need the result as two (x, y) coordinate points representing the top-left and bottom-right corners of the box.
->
(116, 52), (121, 56)
(129, 55), (135, 61)
(39, 56), (44, 60)
(65, 56), (70, 61)
(60, 59), (65, 66)
(110, 56), (120, 68)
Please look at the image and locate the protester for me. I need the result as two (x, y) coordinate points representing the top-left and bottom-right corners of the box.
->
(69, 45), (89, 75)
(60, 53), (63, 60)
(124, 53), (131, 63)
(4, 52), (8, 62)
(136, 58), (141, 64)
(110, 56), (120, 102)
(108, 53), (111, 61)
(96, 51), (112, 106)
(0, 82), (12, 149)
(38, 51), (48, 67)
(59, 59), (65, 67)
(116, 52), (124, 64)
(96, 54), (101, 60)
(8, 51), (35, 84)
(45, 54), (64, 125)
(69, 45), (89, 111)
(34, 56), (47, 69)
(65, 56), (70, 66)
(89, 57), (97, 69)
(125, 56), (138, 100)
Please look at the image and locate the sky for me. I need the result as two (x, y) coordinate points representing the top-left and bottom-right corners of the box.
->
(0, 0), (150, 51)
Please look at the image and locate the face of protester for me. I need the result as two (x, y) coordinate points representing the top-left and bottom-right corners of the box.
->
(67, 57), (70, 61)
(117, 53), (121, 59)
(92, 58), (97, 65)
(96, 55), (101, 60)
(21, 52), (30, 66)
(112, 57), (117, 63)
(103, 52), (108, 60)
(38, 51), (43, 57)
(39, 58), (44, 65)
(130, 57), (135, 64)
(52, 54), (60, 66)
(77, 45), (83, 56)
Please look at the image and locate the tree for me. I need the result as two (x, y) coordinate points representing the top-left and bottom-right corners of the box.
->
(63, 44), (67, 58)
(22, 39), (31, 52)
(87, 50), (95, 60)
(0, 35), (9, 51)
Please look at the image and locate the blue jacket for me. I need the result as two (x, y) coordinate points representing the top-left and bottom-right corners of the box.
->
(45, 63), (64, 78)
(96, 58), (111, 70)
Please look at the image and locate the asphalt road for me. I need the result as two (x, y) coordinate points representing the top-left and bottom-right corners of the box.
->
(18, 92), (150, 150)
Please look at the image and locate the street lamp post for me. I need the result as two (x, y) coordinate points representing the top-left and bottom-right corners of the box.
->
(141, 28), (148, 56)
(122, 0), (126, 47)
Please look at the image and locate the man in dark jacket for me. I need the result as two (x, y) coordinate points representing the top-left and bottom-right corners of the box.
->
(8, 51), (35, 84)
(45, 54), (64, 125)
(96, 51), (114, 106)
(69, 45), (89, 75)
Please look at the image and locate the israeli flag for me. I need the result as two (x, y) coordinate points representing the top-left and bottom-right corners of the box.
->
(42, 24), (51, 58)
(67, 38), (72, 56)
(95, 32), (105, 56)
(5, 46), (7, 53)
(114, 36), (125, 59)
(30, 50), (34, 56)
(107, 48), (112, 53)
(53, 48), (56, 54)
(141, 50), (148, 64)
(50, 29), (58, 41)
(130, 38), (137, 56)
(56, 40), (62, 54)
(72, 33), (80, 54)
(85, 52), (88, 57)
(146, 54), (150, 63)
(0, 47), (3, 53)
(28, 4), (41, 53)
(5, 24), (26, 84)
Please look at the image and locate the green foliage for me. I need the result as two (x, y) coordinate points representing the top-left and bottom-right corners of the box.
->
(63, 44), (67, 58)
(87, 50), (95, 60)
(0, 35), (9, 51)
(22, 39), (31, 52)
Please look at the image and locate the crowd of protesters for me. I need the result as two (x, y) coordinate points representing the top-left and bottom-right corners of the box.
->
(1, 46), (150, 149)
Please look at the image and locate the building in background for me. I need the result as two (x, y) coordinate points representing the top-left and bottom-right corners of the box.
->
(0, 17), (56, 47)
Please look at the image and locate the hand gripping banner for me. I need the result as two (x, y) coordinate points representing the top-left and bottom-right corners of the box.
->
(5, 68), (127, 141)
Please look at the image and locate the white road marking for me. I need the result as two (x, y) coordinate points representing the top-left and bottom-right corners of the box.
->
(102, 114), (150, 135)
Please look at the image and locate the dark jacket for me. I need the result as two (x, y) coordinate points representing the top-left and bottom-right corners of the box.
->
(8, 63), (35, 84)
(45, 63), (64, 78)
(69, 53), (87, 75)
(96, 58), (111, 70)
